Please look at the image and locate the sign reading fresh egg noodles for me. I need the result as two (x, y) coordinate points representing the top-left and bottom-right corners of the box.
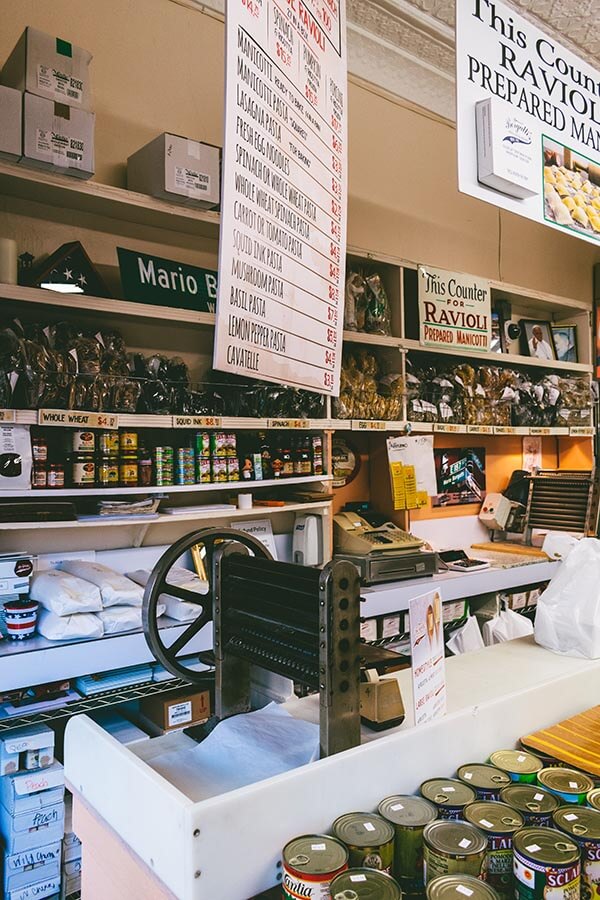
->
(214, 0), (348, 395)
(418, 265), (491, 352)
(456, 0), (600, 246)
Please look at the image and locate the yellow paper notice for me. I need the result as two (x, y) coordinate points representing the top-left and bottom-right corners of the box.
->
(404, 465), (418, 509)
(390, 461), (406, 510)
(415, 491), (429, 509)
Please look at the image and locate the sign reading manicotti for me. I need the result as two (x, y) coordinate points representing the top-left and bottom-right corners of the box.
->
(214, 0), (348, 395)
(418, 265), (491, 352)
(456, 0), (600, 246)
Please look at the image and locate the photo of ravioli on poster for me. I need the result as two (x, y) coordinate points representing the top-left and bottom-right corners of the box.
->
(433, 447), (486, 508)
(543, 138), (600, 242)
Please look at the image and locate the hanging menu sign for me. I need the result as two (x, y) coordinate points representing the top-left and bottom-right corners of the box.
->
(214, 0), (347, 395)
(418, 265), (492, 353)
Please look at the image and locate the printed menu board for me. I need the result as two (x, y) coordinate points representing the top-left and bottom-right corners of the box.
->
(214, 0), (348, 395)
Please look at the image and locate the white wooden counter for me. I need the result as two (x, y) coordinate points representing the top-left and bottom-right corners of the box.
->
(65, 637), (600, 900)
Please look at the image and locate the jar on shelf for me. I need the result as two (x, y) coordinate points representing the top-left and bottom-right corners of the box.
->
(98, 431), (119, 456)
(98, 457), (119, 487)
(32, 464), (47, 489)
(31, 435), (48, 463)
(119, 455), (139, 487)
(119, 430), (138, 453)
(72, 430), (95, 453)
(138, 448), (153, 487)
(47, 463), (65, 489)
(71, 455), (96, 487)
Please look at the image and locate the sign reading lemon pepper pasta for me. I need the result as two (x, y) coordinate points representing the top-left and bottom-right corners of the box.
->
(418, 265), (491, 353)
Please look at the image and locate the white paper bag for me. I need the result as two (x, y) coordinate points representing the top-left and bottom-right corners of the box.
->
(535, 537), (600, 658)
(446, 616), (485, 655)
(482, 609), (533, 646)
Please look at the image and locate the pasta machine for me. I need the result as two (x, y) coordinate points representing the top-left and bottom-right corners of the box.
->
(142, 528), (362, 757)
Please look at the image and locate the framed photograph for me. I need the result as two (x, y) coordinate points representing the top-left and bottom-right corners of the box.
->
(519, 319), (557, 361)
(490, 312), (503, 354)
(432, 447), (486, 507)
(551, 325), (578, 364)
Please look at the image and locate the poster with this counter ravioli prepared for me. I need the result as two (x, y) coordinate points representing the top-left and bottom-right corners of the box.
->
(409, 589), (446, 726)
(418, 265), (491, 352)
(456, 0), (600, 245)
(214, 0), (348, 395)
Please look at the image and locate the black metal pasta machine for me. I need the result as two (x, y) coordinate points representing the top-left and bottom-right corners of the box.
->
(142, 528), (362, 757)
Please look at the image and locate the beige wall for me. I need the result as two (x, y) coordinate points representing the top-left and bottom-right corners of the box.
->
(2, 0), (599, 303)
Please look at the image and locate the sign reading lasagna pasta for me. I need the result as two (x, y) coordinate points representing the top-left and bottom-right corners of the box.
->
(456, 0), (600, 245)
(418, 265), (491, 352)
(214, 0), (348, 395)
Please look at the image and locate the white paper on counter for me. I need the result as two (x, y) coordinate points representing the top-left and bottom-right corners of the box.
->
(387, 435), (437, 496)
(146, 703), (319, 800)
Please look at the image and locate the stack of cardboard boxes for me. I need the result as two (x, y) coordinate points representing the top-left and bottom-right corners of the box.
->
(61, 797), (81, 900)
(0, 26), (95, 178)
(0, 724), (65, 900)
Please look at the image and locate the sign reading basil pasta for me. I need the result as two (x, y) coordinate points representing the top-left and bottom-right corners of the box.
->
(456, 0), (600, 245)
(214, 0), (348, 395)
(418, 265), (491, 352)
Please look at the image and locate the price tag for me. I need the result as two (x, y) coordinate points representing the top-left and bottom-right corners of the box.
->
(494, 426), (517, 434)
(267, 419), (311, 429)
(173, 416), (223, 429)
(530, 427), (551, 435)
(434, 423), (465, 433)
(570, 426), (594, 436)
(38, 409), (118, 429)
(352, 420), (386, 431)
(0, 410), (16, 423)
(467, 425), (493, 434)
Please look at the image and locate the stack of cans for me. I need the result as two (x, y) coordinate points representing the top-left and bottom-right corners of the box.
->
(176, 448), (195, 485)
(153, 446), (174, 486)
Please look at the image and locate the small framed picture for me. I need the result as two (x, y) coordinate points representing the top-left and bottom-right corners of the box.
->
(490, 312), (503, 353)
(551, 325), (578, 363)
(519, 319), (557, 361)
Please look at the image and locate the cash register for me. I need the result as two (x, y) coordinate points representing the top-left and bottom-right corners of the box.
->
(333, 505), (438, 584)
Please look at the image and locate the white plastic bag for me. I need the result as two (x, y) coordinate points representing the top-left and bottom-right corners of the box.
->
(30, 569), (103, 616)
(482, 609), (533, 646)
(535, 537), (600, 658)
(58, 561), (144, 608)
(446, 616), (485, 655)
(37, 609), (104, 641)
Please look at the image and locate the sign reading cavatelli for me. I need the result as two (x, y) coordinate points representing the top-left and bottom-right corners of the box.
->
(456, 0), (600, 245)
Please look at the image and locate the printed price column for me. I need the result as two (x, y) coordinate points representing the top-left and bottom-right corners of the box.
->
(215, 0), (347, 395)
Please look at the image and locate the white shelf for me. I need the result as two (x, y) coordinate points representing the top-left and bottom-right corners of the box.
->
(7, 410), (332, 430)
(0, 474), (332, 499)
(0, 283), (217, 326)
(401, 338), (593, 373)
(0, 616), (210, 694)
(0, 161), (220, 238)
(0, 501), (330, 531)
(328, 420), (591, 436)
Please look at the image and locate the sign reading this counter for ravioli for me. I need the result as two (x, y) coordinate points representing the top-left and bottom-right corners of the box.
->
(214, 0), (348, 395)
(418, 265), (491, 352)
(456, 0), (600, 246)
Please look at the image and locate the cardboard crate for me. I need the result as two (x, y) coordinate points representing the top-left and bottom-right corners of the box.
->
(1, 27), (92, 109)
(128, 133), (221, 209)
(21, 93), (94, 178)
(140, 688), (210, 732)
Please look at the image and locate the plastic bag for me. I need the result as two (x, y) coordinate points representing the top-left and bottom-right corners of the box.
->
(482, 609), (533, 646)
(535, 538), (600, 658)
(446, 616), (485, 655)
(30, 570), (103, 616)
(37, 609), (104, 641)
(58, 561), (144, 608)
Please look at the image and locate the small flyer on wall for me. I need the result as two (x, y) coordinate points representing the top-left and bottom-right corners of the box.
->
(408, 589), (446, 726)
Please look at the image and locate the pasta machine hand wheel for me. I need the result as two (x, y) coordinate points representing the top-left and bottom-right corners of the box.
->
(142, 527), (272, 684)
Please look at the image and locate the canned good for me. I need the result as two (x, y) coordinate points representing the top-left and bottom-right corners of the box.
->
(195, 432), (210, 458)
(589, 789), (600, 812)
(553, 804), (600, 899)
(464, 801), (523, 898)
(489, 750), (543, 784)
(457, 764), (511, 801)
(196, 457), (211, 484)
(72, 430), (95, 453)
(282, 834), (348, 900)
(138, 450), (152, 487)
(3, 599), (39, 641)
(119, 456), (139, 486)
(420, 779), (477, 820)
(538, 766), (594, 804)
(98, 431), (119, 455)
(71, 455), (96, 487)
(119, 430), (138, 452)
(227, 434), (237, 457)
(426, 875), (501, 900)
(210, 433), (228, 457)
(499, 784), (559, 827)
(378, 795), (437, 891)
(153, 447), (174, 487)
(332, 813), (395, 874)
(329, 868), (402, 900)
(176, 448), (195, 485)
(513, 827), (580, 900)
(47, 463), (65, 488)
(211, 457), (228, 483)
(32, 464), (47, 489)
(98, 458), (119, 486)
(423, 820), (487, 884)
(227, 457), (240, 481)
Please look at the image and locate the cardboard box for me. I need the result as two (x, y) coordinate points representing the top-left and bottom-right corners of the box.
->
(1, 27), (92, 109)
(476, 97), (538, 199)
(0, 85), (21, 160)
(0, 724), (55, 776)
(21, 93), (94, 179)
(128, 133), (221, 209)
(140, 689), (210, 732)
(0, 762), (64, 814)
(4, 842), (61, 894)
(7, 873), (61, 900)
(0, 802), (65, 854)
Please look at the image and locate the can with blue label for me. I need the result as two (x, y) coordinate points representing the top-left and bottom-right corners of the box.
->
(489, 750), (543, 784)
(538, 767), (594, 805)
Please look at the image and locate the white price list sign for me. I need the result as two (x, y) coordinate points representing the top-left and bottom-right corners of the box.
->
(215, 0), (347, 395)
